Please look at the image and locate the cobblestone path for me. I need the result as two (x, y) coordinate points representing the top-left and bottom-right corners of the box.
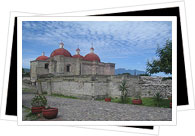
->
(22, 93), (172, 121)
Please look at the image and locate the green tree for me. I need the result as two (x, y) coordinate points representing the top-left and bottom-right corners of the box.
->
(146, 40), (172, 75)
(22, 68), (25, 74)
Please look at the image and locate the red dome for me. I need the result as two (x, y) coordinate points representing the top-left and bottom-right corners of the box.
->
(72, 54), (84, 59)
(36, 56), (48, 61)
(50, 48), (72, 57)
(84, 53), (100, 62)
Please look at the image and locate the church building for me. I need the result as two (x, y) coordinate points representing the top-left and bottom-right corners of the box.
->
(30, 42), (115, 82)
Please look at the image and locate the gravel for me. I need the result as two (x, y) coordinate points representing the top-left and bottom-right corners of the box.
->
(22, 93), (172, 121)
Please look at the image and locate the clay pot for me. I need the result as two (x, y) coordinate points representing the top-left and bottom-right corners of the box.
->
(132, 99), (142, 105)
(170, 102), (172, 108)
(42, 108), (58, 119)
(105, 98), (111, 102)
(31, 106), (45, 114)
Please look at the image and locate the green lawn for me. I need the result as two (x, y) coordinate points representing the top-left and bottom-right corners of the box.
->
(50, 93), (78, 99)
(102, 97), (171, 108)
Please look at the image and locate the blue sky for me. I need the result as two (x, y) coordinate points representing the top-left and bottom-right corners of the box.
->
(22, 21), (172, 76)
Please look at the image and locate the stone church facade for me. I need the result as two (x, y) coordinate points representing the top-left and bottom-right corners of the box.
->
(30, 42), (115, 82)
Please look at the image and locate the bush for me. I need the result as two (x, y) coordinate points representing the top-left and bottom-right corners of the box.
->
(162, 77), (172, 81)
(119, 80), (129, 103)
(153, 92), (163, 107)
(31, 94), (47, 107)
(119, 80), (128, 103)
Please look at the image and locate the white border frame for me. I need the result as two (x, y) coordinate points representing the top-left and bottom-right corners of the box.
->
(1, 1), (191, 135)
(0, 12), (44, 121)
(76, 126), (159, 135)
(1, 1), (193, 122)
(17, 16), (177, 126)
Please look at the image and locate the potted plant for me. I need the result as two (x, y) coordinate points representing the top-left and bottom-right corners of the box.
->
(42, 106), (58, 119)
(168, 95), (172, 108)
(132, 91), (142, 105)
(31, 94), (47, 114)
(105, 93), (111, 102)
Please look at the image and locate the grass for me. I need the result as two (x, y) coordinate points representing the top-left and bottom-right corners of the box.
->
(141, 97), (170, 108)
(50, 93), (78, 99)
(22, 105), (31, 112)
(109, 97), (132, 104)
(99, 97), (171, 108)
(22, 105), (41, 121)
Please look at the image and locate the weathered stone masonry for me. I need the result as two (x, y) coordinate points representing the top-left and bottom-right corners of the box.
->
(36, 75), (172, 99)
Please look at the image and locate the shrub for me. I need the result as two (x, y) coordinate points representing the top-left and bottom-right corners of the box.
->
(162, 77), (172, 81)
(119, 80), (129, 103)
(31, 94), (47, 107)
(139, 73), (150, 76)
(153, 92), (163, 107)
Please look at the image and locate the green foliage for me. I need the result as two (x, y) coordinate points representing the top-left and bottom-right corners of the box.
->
(121, 73), (131, 75)
(51, 93), (78, 99)
(141, 97), (170, 108)
(138, 73), (150, 76)
(102, 97), (170, 108)
(133, 91), (142, 100)
(146, 40), (172, 75)
(111, 97), (131, 104)
(31, 94), (47, 107)
(25, 112), (40, 121)
(153, 92), (163, 107)
(119, 80), (129, 103)
(22, 105), (41, 121)
(22, 68), (30, 77)
(162, 77), (172, 81)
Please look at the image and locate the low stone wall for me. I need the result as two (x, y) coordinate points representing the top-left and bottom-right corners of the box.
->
(138, 76), (172, 98)
(35, 75), (172, 99)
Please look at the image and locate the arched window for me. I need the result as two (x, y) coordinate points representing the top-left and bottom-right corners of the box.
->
(66, 64), (71, 72)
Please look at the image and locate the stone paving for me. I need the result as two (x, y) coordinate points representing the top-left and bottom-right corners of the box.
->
(22, 93), (172, 121)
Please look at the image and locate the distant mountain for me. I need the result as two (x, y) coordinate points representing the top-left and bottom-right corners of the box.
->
(22, 67), (145, 75)
(115, 68), (146, 75)
(23, 68), (30, 73)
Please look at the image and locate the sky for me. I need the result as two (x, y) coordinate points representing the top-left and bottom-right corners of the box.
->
(22, 21), (172, 76)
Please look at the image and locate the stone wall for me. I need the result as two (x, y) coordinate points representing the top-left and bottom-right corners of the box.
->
(30, 60), (49, 82)
(35, 75), (172, 99)
(138, 76), (172, 98)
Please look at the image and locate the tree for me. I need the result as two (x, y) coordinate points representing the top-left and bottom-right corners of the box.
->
(22, 68), (25, 74)
(146, 40), (172, 75)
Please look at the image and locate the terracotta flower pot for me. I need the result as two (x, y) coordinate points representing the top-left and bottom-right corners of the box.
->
(105, 98), (111, 102)
(31, 106), (45, 114)
(132, 99), (142, 105)
(170, 102), (172, 108)
(42, 108), (58, 119)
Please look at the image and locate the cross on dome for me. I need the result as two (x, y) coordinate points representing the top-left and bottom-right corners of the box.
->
(42, 52), (45, 56)
(76, 48), (80, 55)
(36, 52), (48, 61)
(59, 42), (64, 48)
(90, 47), (94, 53)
